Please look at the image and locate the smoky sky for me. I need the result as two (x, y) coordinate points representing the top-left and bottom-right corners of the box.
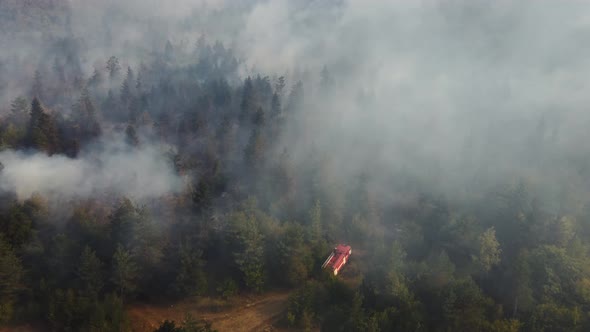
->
(3, 0), (590, 207)
(233, 0), (590, 202)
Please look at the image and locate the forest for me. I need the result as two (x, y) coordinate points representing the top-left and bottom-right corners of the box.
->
(2, 1), (590, 332)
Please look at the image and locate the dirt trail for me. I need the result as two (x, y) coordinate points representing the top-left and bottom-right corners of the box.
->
(128, 292), (290, 332)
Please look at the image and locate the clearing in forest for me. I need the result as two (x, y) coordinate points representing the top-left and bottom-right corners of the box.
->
(128, 291), (290, 332)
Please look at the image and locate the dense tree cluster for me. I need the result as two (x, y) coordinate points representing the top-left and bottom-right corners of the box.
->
(0, 36), (590, 332)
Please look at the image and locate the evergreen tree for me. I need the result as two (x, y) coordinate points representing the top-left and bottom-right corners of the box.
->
(125, 124), (139, 147)
(10, 96), (28, 114)
(77, 246), (104, 299)
(173, 245), (207, 297)
(121, 66), (134, 106)
(252, 107), (265, 126)
(27, 98), (59, 154)
(478, 227), (502, 273)
(106, 56), (121, 80)
(244, 128), (265, 169)
(73, 87), (102, 141)
(240, 77), (255, 121)
(31, 70), (43, 100)
(229, 209), (266, 292)
(286, 81), (304, 113)
(88, 68), (103, 88)
(0, 235), (24, 323)
(111, 245), (138, 299)
(309, 200), (322, 242)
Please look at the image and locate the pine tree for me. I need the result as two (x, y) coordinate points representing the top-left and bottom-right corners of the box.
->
(478, 227), (502, 273)
(173, 245), (207, 297)
(275, 76), (286, 96)
(0, 235), (24, 323)
(252, 107), (265, 126)
(121, 66), (134, 105)
(31, 70), (43, 100)
(286, 81), (304, 113)
(271, 92), (281, 118)
(10, 97), (28, 114)
(74, 88), (101, 141)
(112, 245), (138, 299)
(136, 63), (147, 92)
(309, 200), (322, 242)
(125, 124), (139, 147)
(240, 77), (255, 121)
(230, 210), (266, 292)
(28, 98), (59, 154)
(88, 68), (103, 88)
(106, 56), (121, 80)
(77, 246), (104, 299)
(244, 127), (265, 169)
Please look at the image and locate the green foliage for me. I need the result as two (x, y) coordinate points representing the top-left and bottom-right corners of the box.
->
(154, 317), (217, 332)
(0, 122), (26, 149)
(27, 97), (59, 154)
(1, 202), (33, 248)
(10, 96), (28, 114)
(287, 280), (326, 328)
(111, 245), (138, 298)
(550, 216), (576, 247)
(3, 43), (590, 332)
(216, 279), (238, 299)
(110, 199), (163, 270)
(488, 319), (521, 332)
(192, 179), (212, 215)
(275, 223), (312, 287)
(309, 199), (322, 241)
(529, 302), (585, 332)
(240, 77), (256, 121)
(244, 127), (265, 169)
(478, 227), (502, 273)
(228, 206), (267, 292)
(77, 246), (104, 299)
(47, 290), (128, 332)
(155, 320), (182, 332)
(437, 277), (495, 331)
(173, 245), (207, 297)
(181, 314), (218, 332)
(0, 235), (24, 324)
(72, 88), (101, 141)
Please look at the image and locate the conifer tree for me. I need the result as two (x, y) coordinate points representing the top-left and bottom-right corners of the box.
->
(77, 246), (104, 299)
(106, 56), (121, 80)
(74, 87), (101, 141)
(28, 98), (59, 154)
(112, 245), (138, 299)
(125, 124), (139, 147)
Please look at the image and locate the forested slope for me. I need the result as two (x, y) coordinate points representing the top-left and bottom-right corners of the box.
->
(2, 1), (590, 332)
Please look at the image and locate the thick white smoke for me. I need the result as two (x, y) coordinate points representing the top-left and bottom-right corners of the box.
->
(0, 136), (183, 201)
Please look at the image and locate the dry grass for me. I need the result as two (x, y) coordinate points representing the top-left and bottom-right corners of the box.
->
(128, 291), (290, 332)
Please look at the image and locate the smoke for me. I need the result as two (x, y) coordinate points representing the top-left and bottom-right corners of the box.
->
(3, 0), (590, 209)
(0, 135), (183, 201)
(230, 0), (590, 202)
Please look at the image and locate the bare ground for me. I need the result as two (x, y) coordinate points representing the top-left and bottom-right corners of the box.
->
(128, 291), (291, 332)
